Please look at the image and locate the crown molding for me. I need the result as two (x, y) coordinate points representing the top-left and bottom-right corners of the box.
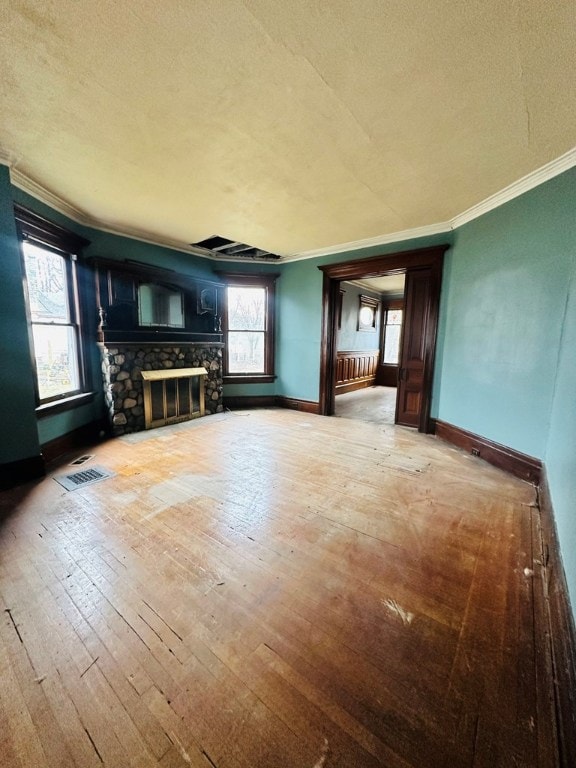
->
(6, 164), (216, 261)
(10, 166), (96, 227)
(288, 146), (576, 261)
(0, 149), (14, 166)
(8, 166), (280, 262)
(3, 146), (575, 264)
(286, 221), (452, 262)
(450, 146), (576, 229)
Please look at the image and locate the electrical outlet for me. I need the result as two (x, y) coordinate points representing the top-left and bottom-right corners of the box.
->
(471, 448), (480, 457)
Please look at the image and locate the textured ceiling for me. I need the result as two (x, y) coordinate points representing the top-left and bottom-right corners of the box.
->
(0, 0), (575, 258)
(349, 274), (406, 296)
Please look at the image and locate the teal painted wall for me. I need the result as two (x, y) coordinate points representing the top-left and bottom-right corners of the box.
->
(275, 259), (324, 400)
(545, 248), (576, 610)
(83, 229), (216, 280)
(337, 284), (382, 351)
(436, 168), (576, 459)
(0, 166), (41, 463)
(36, 402), (99, 446)
(436, 167), (576, 617)
(224, 382), (276, 398)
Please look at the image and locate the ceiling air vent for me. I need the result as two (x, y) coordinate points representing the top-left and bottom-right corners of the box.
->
(191, 236), (281, 261)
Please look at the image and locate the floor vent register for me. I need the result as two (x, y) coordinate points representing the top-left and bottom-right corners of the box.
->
(54, 466), (115, 491)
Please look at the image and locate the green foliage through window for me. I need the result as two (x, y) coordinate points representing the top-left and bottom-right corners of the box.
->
(23, 242), (81, 401)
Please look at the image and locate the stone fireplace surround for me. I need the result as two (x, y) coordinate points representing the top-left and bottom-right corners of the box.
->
(100, 342), (224, 436)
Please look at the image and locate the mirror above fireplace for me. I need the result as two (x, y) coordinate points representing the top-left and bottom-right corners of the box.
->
(90, 257), (225, 345)
(138, 283), (184, 328)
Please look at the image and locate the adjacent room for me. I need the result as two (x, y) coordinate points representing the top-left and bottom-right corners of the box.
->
(0, 2), (575, 767)
(334, 274), (405, 426)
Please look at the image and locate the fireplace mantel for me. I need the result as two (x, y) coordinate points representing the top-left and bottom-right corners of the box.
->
(91, 257), (225, 345)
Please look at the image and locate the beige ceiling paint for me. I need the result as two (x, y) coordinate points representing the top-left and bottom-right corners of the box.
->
(1, 0), (574, 256)
(347, 275), (406, 295)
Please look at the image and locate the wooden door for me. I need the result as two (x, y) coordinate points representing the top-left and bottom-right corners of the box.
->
(395, 268), (436, 429)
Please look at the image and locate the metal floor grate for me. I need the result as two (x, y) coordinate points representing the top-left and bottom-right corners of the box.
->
(54, 466), (115, 491)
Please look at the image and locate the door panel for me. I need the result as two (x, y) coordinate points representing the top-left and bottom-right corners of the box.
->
(395, 269), (432, 428)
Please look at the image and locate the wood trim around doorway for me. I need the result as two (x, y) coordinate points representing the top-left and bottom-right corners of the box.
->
(318, 244), (449, 429)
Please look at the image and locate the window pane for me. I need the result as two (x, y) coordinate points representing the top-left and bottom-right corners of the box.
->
(228, 331), (264, 373)
(32, 324), (79, 399)
(228, 287), (265, 330)
(23, 243), (70, 322)
(383, 325), (401, 364)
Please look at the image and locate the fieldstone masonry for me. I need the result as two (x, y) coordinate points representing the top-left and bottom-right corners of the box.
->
(100, 343), (224, 436)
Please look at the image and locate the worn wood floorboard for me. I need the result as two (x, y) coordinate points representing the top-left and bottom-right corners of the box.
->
(335, 386), (397, 426)
(0, 409), (555, 767)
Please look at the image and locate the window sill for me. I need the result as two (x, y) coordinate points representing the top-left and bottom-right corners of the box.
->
(36, 392), (95, 418)
(223, 375), (276, 385)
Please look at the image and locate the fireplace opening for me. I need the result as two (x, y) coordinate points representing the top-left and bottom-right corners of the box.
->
(141, 367), (207, 429)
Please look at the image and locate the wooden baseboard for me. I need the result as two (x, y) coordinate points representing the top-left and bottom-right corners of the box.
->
(224, 396), (277, 410)
(538, 469), (576, 768)
(0, 454), (45, 490)
(41, 420), (104, 466)
(275, 396), (320, 414)
(335, 377), (376, 395)
(434, 420), (542, 483)
(376, 365), (399, 388)
(224, 395), (320, 415)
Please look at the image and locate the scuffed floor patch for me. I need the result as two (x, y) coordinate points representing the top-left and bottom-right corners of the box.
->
(382, 598), (414, 626)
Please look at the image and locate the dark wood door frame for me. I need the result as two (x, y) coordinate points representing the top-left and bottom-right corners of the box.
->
(318, 244), (449, 432)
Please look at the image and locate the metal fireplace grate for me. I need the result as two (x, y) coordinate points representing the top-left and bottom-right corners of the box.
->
(54, 466), (115, 491)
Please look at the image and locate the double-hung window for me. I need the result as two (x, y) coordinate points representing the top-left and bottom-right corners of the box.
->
(221, 273), (278, 383)
(382, 305), (403, 364)
(15, 205), (91, 411)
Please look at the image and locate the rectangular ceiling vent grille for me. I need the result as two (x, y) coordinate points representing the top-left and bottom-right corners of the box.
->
(191, 236), (281, 261)
(54, 466), (115, 491)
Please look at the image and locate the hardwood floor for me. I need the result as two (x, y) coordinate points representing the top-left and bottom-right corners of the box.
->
(335, 386), (397, 426)
(0, 409), (557, 767)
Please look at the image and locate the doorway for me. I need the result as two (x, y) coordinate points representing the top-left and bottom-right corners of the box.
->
(318, 244), (448, 433)
(334, 274), (404, 425)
